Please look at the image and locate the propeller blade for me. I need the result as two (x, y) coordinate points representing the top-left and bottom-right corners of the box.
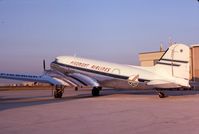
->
(43, 59), (46, 71)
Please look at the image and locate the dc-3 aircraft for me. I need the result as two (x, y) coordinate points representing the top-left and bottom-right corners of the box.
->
(0, 44), (191, 98)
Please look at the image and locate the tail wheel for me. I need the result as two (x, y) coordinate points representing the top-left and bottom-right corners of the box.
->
(158, 92), (166, 98)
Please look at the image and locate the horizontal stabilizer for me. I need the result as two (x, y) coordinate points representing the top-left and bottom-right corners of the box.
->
(147, 80), (180, 89)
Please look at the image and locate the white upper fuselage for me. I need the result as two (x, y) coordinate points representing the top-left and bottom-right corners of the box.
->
(53, 56), (155, 79)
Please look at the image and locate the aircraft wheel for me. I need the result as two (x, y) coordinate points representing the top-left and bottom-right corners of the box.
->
(54, 90), (63, 98)
(75, 86), (78, 91)
(54, 85), (64, 98)
(158, 92), (166, 98)
(92, 87), (101, 96)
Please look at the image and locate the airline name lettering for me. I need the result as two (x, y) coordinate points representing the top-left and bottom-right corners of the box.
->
(70, 61), (111, 72)
(70, 61), (90, 68)
(91, 65), (111, 73)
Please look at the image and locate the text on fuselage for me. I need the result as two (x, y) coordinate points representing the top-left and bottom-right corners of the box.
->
(70, 61), (111, 73)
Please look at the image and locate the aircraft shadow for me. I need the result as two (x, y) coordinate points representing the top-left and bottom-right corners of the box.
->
(99, 89), (199, 97)
(1, 89), (199, 111)
(0, 94), (93, 111)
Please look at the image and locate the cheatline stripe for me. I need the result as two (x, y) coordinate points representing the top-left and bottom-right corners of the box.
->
(52, 61), (149, 82)
(156, 61), (180, 67)
(160, 58), (188, 63)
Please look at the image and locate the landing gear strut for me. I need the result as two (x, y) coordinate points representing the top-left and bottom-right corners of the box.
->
(158, 92), (166, 98)
(92, 87), (102, 96)
(54, 85), (65, 98)
(155, 89), (166, 98)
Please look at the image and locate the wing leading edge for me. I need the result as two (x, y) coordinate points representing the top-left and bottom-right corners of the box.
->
(0, 72), (100, 88)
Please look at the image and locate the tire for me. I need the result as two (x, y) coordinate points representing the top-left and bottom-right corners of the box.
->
(92, 88), (100, 96)
(158, 92), (165, 98)
(54, 90), (63, 98)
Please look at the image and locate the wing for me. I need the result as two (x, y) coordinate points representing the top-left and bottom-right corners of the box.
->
(0, 72), (100, 88)
(0, 72), (69, 86)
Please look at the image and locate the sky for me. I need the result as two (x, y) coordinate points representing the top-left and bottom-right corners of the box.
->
(0, 0), (199, 75)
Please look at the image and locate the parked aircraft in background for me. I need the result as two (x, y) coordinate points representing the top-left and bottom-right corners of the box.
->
(0, 44), (190, 98)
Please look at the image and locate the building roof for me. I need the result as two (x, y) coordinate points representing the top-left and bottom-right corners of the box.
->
(139, 51), (165, 55)
(191, 44), (199, 48)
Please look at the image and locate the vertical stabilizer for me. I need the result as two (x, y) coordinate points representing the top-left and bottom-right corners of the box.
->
(155, 44), (190, 80)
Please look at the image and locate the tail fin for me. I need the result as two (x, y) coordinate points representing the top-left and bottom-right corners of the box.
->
(155, 44), (190, 80)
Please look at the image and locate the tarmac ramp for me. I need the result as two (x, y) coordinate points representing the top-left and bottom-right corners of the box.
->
(1, 88), (199, 134)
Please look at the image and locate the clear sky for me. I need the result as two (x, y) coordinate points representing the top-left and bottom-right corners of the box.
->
(0, 0), (199, 74)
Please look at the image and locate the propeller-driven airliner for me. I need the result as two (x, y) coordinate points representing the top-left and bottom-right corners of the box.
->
(0, 44), (190, 98)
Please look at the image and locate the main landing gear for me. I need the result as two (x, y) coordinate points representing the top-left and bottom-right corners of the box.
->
(155, 89), (166, 98)
(158, 92), (166, 98)
(92, 87), (102, 96)
(54, 85), (65, 98)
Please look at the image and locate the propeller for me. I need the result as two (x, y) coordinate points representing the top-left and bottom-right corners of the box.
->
(43, 59), (46, 71)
